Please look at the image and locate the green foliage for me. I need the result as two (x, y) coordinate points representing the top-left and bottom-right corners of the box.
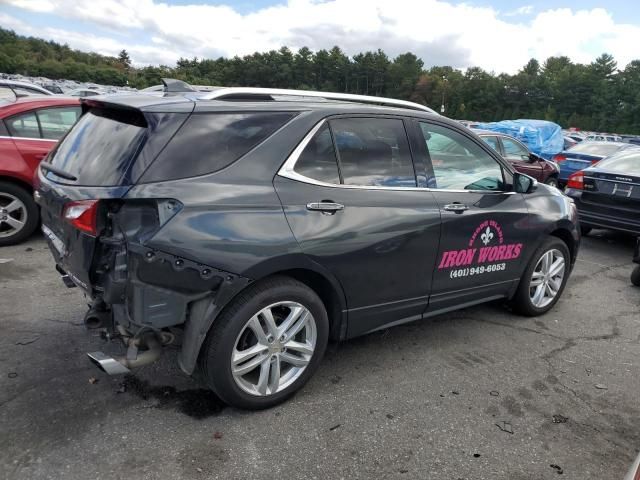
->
(2, 26), (639, 133)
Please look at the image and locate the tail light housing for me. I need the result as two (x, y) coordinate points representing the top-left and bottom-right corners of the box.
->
(553, 154), (567, 163)
(566, 171), (584, 190)
(63, 200), (100, 236)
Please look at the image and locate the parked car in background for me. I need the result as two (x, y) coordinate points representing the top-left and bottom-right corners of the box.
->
(563, 136), (578, 150)
(0, 96), (80, 245)
(0, 79), (53, 97)
(564, 148), (640, 236)
(67, 88), (103, 97)
(42, 83), (65, 94)
(584, 134), (622, 142)
(36, 86), (579, 409)
(553, 141), (638, 185)
(620, 134), (640, 146)
(564, 132), (586, 143)
(475, 129), (561, 187)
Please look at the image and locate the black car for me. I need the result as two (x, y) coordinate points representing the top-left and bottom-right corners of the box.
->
(35, 85), (580, 409)
(565, 148), (640, 236)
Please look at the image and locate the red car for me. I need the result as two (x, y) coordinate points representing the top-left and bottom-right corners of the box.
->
(0, 96), (80, 245)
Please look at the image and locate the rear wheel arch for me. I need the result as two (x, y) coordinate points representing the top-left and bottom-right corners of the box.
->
(0, 175), (33, 194)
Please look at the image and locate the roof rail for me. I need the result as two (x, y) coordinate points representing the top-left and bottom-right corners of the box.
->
(199, 87), (437, 114)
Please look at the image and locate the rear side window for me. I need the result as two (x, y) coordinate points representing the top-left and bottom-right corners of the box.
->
(6, 111), (40, 138)
(48, 108), (147, 185)
(142, 112), (296, 182)
(481, 135), (500, 153)
(38, 107), (81, 140)
(294, 124), (340, 184)
(330, 118), (416, 187)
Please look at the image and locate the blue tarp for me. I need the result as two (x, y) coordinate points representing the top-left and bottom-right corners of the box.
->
(474, 119), (564, 160)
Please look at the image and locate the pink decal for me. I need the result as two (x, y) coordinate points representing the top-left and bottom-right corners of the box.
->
(437, 220), (523, 271)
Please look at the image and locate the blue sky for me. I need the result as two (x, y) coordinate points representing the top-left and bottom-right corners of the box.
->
(2, 0), (639, 73)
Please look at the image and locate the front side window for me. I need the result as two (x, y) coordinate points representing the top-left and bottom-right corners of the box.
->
(37, 107), (81, 140)
(6, 111), (40, 139)
(293, 124), (340, 184)
(330, 117), (416, 187)
(501, 137), (529, 160)
(419, 122), (505, 191)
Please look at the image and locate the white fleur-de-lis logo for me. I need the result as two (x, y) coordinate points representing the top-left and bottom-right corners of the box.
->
(480, 227), (494, 245)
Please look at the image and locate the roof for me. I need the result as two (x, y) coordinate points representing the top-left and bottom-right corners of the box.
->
(0, 96), (80, 118)
(87, 86), (437, 116)
(0, 79), (52, 95)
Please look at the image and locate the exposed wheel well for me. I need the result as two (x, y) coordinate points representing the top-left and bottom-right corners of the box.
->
(265, 269), (345, 341)
(0, 176), (33, 194)
(550, 228), (576, 263)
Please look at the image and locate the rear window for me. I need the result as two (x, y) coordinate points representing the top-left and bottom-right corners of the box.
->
(140, 112), (296, 183)
(569, 142), (624, 156)
(595, 150), (640, 175)
(48, 108), (147, 185)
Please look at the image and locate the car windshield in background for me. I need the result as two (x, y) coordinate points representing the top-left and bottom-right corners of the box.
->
(594, 151), (640, 175)
(48, 108), (147, 186)
(568, 142), (627, 156)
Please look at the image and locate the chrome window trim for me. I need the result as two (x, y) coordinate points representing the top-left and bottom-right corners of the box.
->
(0, 135), (57, 143)
(277, 119), (517, 195)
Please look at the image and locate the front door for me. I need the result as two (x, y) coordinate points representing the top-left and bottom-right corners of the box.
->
(500, 136), (543, 181)
(413, 121), (531, 313)
(275, 116), (442, 337)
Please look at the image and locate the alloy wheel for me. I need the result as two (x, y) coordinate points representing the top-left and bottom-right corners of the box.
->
(231, 301), (317, 396)
(0, 192), (27, 239)
(529, 248), (565, 308)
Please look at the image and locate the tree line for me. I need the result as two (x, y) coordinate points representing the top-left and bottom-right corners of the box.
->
(1, 27), (639, 134)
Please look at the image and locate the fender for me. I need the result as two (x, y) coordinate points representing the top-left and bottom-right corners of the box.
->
(178, 252), (348, 375)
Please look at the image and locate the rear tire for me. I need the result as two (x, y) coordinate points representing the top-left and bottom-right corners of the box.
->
(631, 266), (640, 287)
(198, 276), (329, 410)
(510, 237), (571, 316)
(0, 181), (39, 247)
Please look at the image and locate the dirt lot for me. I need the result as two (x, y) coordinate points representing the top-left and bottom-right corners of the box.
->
(1, 231), (639, 480)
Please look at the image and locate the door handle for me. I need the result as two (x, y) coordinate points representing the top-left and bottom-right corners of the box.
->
(443, 203), (469, 213)
(306, 201), (345, 215)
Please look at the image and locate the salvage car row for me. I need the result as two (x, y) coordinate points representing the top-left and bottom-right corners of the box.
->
(0, 81), (638, 410)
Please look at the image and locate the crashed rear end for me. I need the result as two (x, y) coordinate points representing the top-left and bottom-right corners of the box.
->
(35, 95), (248, 375)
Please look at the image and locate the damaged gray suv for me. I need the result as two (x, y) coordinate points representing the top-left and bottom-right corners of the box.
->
(36, 82), (580, 409)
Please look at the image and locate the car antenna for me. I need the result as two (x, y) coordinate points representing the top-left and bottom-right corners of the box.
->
(161, 78), (197, 94)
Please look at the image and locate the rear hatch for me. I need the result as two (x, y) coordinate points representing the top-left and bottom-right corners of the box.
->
(36, 97), (191, 291)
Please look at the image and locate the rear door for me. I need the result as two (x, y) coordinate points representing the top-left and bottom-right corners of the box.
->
(413, 120), (531, 313)
(500, 136), (542, 181)
(5, 109), (56, 170)
(275, 115), (442, 337)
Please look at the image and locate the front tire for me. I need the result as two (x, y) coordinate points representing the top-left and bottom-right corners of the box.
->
(544, 176), (559, 188)
(0, 181), (39, 246)
(198, 276), (329, 409)
(510, 237), (571, 316)
(631, 266), (640, 287)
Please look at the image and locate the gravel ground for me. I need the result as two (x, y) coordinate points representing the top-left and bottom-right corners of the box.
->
(0, 231), (638, 480)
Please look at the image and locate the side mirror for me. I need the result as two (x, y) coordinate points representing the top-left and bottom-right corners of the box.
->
(514, 172), (538, 194)
(528, 152), (542, 163)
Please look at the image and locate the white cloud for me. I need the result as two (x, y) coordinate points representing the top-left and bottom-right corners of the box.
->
(504, 5), (534, 17)
(2, 0), (640, 73)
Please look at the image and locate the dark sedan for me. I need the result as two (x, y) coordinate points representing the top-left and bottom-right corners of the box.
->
(565, 149), (640, 236)
(554, 141), (638, 185)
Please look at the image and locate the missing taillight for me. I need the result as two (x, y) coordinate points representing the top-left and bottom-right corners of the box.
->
(63, 200), (100, 236)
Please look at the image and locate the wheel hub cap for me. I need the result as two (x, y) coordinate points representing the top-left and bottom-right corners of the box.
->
(231, 301), (317, 397)
(529, 248), (565, 308)
(0, 193), (27, 239)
